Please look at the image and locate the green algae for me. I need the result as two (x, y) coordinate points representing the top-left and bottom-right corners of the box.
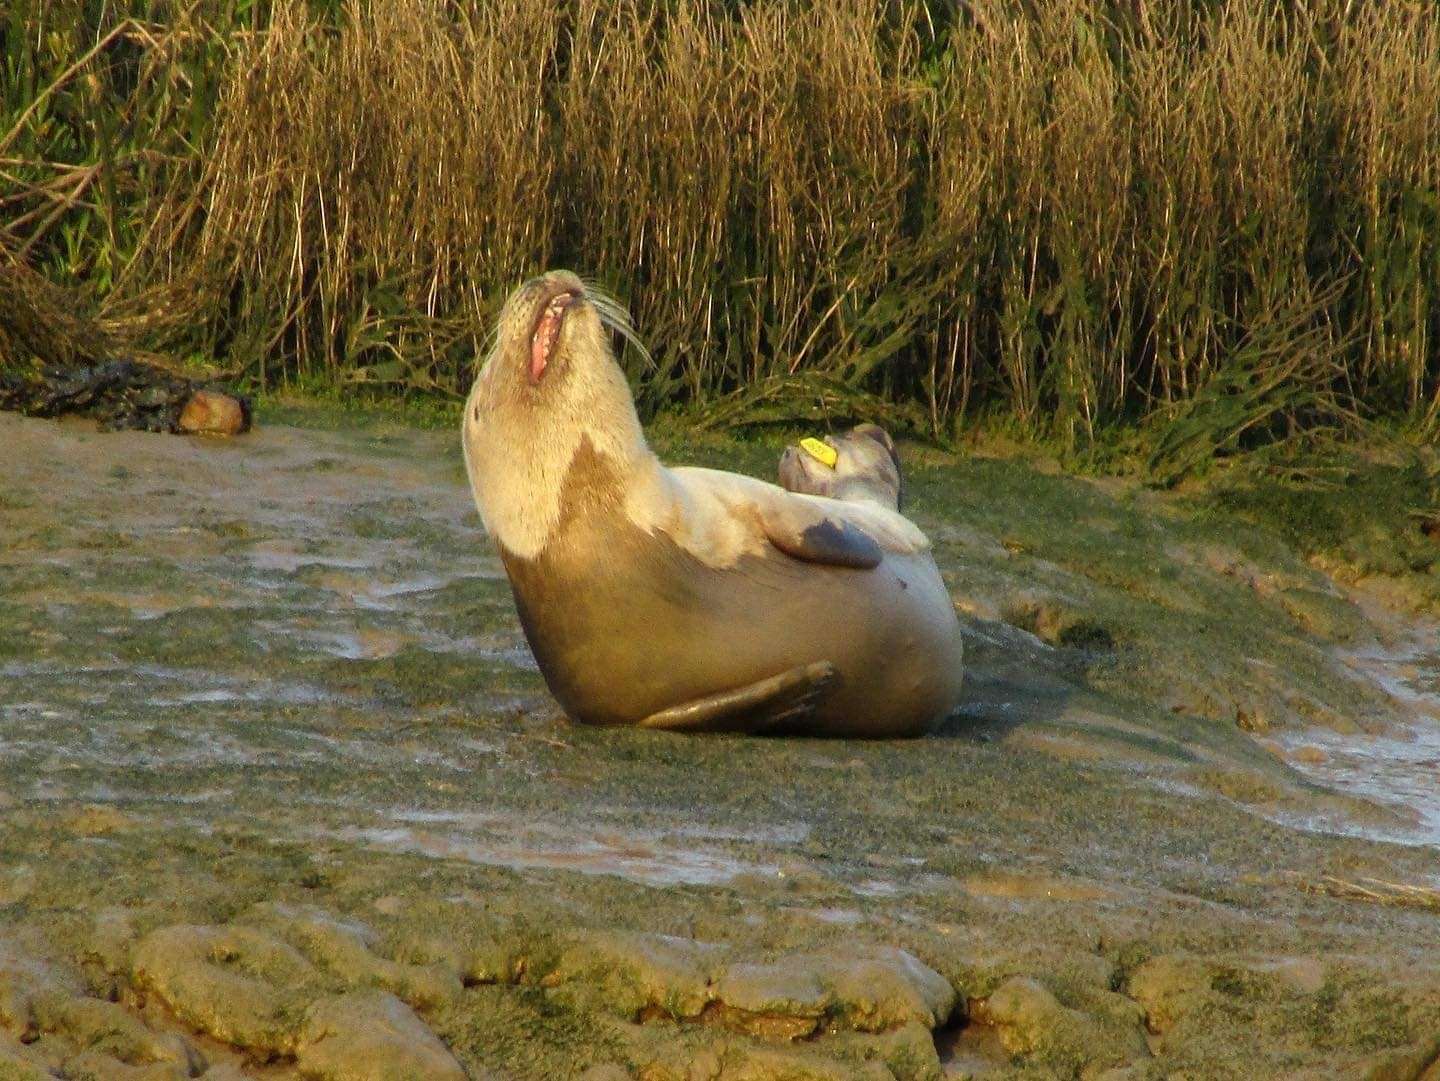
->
(2, 407), (1440, 1079)
(1203, 449), (1440, 608)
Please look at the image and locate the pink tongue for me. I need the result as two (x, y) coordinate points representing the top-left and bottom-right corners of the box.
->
(530, 311), (558, 383)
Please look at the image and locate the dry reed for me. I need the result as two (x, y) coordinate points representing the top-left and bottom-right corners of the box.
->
(6, 0), (1440, 467)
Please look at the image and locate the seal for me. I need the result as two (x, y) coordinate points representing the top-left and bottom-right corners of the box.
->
(462, 270), (963, 736)
(779, 424), (905, 510)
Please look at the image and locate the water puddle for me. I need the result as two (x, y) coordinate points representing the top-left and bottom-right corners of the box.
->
(340, 822), (778, 888)
(1279, 637), (1440, 848)
(245, 542), (379, 575)
(314, 809), (828, 889)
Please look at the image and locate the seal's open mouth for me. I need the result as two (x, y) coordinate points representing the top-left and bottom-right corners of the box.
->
(529, 287), (581, 384)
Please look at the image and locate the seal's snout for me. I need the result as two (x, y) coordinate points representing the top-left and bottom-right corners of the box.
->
(529, 284), (583, 384)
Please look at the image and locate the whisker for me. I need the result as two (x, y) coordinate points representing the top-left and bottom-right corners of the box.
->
(585, 280), (655, 372)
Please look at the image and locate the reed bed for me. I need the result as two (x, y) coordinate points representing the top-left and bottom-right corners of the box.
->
(4, 0), (1440, 469)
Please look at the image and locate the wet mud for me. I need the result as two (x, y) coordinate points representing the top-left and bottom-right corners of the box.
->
(2, 408), (1440, 1079)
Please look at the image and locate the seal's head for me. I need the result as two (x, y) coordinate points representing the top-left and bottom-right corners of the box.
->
(462, 271), (654, 559)
(778, 423), (904, 510)
(480, 269), (649, 398)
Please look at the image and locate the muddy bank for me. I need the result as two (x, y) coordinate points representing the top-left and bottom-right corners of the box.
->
(2, 407), (1440, 1080)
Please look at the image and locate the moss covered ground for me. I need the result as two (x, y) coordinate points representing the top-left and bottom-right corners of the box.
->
(2, 405), (1440, 1080)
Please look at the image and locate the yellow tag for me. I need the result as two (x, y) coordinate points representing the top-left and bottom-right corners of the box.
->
(799, 437), (838, 469)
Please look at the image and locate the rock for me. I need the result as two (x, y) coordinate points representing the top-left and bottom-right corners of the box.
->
(248, 903), (462, 1010)
(701, 1002), (821, 1042)
(47, 1049), (190, 1080)
(715, 946), (955, 1036)
(177, 390), (248, 437)
(0, 1031), (53, 1080)
(1275, 587), (1363, 642)
(816, 947), (956, 1032)
(130, 924), (318, 1055)
(635, 1038), (890, 1081)
(29, 992), (198, 1075)
(1124, 955), (1215, 1035)
(0, 941), (206, 1081)
(1001, 593), (1114, 650)
(539, 932), (954, 1046)
(297, 990), (467, 1081)
(970, 976), (1146, 1073)
(1292, 745), (1329, 766)
(549, 930), (715, 1021)
(825, 1019), (945, 1080)
(713, 963), (828, 1021)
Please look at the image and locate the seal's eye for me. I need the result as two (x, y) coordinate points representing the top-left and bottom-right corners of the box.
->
(799, 437), (838, 469)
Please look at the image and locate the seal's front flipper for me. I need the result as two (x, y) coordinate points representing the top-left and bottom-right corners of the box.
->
(637, 661), (838, 734)
(761, 507), (884, 569)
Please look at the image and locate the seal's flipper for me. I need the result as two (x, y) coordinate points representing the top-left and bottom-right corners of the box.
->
(761, 508), (884, 569)
(775, 424), (904, 511)
(636, 661), (838, 733)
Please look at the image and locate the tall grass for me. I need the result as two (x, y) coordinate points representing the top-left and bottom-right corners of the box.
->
(5, 0), (1440, 467)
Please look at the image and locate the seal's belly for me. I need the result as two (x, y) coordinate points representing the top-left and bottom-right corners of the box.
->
(499, 515), (963, 736)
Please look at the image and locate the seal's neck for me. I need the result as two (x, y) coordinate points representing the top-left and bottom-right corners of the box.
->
(462, 361), (654, 561)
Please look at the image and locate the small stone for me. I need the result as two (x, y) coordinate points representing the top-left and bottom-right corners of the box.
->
(714, 963), (827, 1019)
(178, 391), (247, 437)
(0, 867), (36, 906)
(298, 990), (467, 1081)
(61, 804), (133, 836)
(372, 896), (405, 917)
(1275, 587), (1362, 642)
(552, 930), (715, 1020)
(131, 924), (318, 1055)
(1235, 705), (1270, 733)
(1001, 593), (1114, 650)
(971, 975), (1147, 1068)
(1125, 956), (1214, 1034)
(48, 1048), (190, 1080)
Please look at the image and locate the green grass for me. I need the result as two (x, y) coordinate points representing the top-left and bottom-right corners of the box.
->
(5, 0), (1440, 480)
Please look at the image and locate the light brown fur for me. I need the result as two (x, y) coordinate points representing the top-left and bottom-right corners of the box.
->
(462, 271), (964, 737)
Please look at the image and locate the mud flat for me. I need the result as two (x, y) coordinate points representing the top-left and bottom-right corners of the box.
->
(2, 406), (1439, 1080)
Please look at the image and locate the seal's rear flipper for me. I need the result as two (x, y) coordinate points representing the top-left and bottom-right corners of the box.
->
(776, 424), (904, 511)
(636, 661), (838, 734)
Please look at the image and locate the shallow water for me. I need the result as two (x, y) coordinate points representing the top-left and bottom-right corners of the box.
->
(338, 821), (783, 888)
(1278, 637), (1440, 850)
